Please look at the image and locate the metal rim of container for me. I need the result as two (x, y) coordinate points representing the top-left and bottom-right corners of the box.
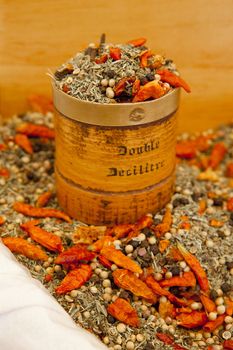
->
(52, 83), (180, 127)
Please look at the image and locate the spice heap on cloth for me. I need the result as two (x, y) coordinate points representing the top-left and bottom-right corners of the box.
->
(53, 35), (190, 104)
(0, 101), (233, 349)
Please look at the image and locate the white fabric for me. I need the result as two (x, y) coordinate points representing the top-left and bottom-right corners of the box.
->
(0, 241), (107, 350)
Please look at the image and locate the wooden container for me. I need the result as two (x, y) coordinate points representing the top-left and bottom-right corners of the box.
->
(53, 85), (180, 225)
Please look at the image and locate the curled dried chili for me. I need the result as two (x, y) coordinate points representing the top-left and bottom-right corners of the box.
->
(107, 297), (140, 327)
(159, 271), (196, 288)
(36, 191), (53, 208)
(16, 123), (55, 139)
(15, 134), (33, 154)
(176, 311), (208, 328)
(55, 244), (96, 266)
(2, 237), (48, 261)
(157, 69), (191, 93)
(56, 264), (92, 294)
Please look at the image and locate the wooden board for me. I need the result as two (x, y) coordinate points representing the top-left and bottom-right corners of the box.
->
(0, 0), (233, 132)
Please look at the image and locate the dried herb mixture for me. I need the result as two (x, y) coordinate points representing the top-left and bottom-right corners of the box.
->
(0, 100), (233, 350)
(53, 34), (190, 104)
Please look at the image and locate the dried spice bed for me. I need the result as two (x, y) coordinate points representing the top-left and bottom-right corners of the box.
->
(0, 110), (233, 350)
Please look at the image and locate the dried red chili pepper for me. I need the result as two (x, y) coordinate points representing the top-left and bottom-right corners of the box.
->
(140, 50), (153, 68)
(132, 80), (169, 102)
(127, 38), (147, 47)
(109, 47), (121, 61)
(145, 275), (187, 306)
(95, 54), (108, 64)
(101, 246), (142, 274)
(209, 142), (227, 169)
(0, 143), (7, 151)
(106, 223), (134, 239)
(132, 79), (141, 96)
(27, 94), (54, 113)
(226, 163), (233, 178)
(112, 269), (157, 303)
(15, 134), (33, 154)
(225, 297), (233, 316)
(0, 167), (10, 178)
(176, 307), (192, 314)
(156, 332), (174, 345)
(168, 247), (184, 261)
(13, 202), (72, 223)
(114, 77), (135, 96)
(157, 69), (191, 93)
(107, 298), (140, 327)
(0, 216), (5, 225)
(198, 199), (207, 215)
(176, 140), (196, 159)
(177, 243), (210, 294)
(56, 264), (92, 294)
(2, 237), (48, 261)
(203, 314), (225, 332)
(227, 198), (233, 211)
(223, 340), (233, 350)
(126, 214), (153, 241)
(153, 207), (172, 237)
(209, 218), (224, 227)
(55, 244), (95, 266)
(98, 255), (112, 269)
(200, 294), (216, 313)
(159, 239), (170, 253)
(36, 191), (53, 208)
(159, 271), (196, 288)
(176, 311), (208, 328)
(73, 225), (107, 245)
(21, 220), (64, 253)
(88, 236), (114, 252)
(44, 274), (53, 283)
(16, 123), (55, 139)
(159, 299), (175, 319)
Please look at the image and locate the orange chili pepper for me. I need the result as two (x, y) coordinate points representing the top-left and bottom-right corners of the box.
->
(0, 216), (5, 225)
(225, 297), (233, 316)
(159, 239), (170, 253)
(177, 243), (210, 294)
(13, 202), (72, 223)
(95, 54), (108, 64)
(15, 134), (33, 154)
(227, 198), (233, 212)
(114, 77), (135, 96)
(21, 220), (64, 253)
(176, 307), (192, 314)
(198, 199), (207, 215)
(127, 37), (147, 47)
(223, 340), (233, 350)
(109, 47), (121, 61)
(145, 275), (187, 306)
(98, 255), (112, 269)
(88, 236), (114, 252)
(168, 247), (184, 261)
(140, 50), (153, 68)
(62, 84), (70, 93)
(44, 274), (53, 282)
(0, 167), (10, 178)
(200, 294), (216, 313)
(132, 79), (141, 96)
(209, 142), (227, 169)
(2, 237), (48, 261)
(112, 269), (157, 303)
(54, 244), (95, 266)
(106, 223), (134, 239)
(107, 298), (140, 327)
(126, 214), (153, 241)
(27, 94), (54, 113)
(153, 207), (172, 238)
(157, 69), (191, 93)
(133, 80), (169, 102)
(176, 311), (208, 328)
(16, 123), (55, 139)
(203, 314), (225, 332)
(36, 191), (53, 208)
(159, 299), (175, 319)
(226, 163), (233, 178)
(179, 221), (191, 230)
(209, 219), (224, 227)
(159, 271), (196, 288)
(56, 264), (92, 294)
(176, 140), (196, 159)
(101, 246), (142, 274)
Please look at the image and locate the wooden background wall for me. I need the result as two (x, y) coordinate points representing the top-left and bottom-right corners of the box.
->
(0, 0), (233, 132)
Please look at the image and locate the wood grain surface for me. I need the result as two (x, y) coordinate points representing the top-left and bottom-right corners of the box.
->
(0, 0), (233, 132)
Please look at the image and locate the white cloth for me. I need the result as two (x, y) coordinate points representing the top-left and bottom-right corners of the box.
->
(0, 241), (107, 350)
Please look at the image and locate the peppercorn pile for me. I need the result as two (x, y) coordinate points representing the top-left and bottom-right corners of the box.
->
(0, 100), (233, 350)
(53, 34), (190, 104)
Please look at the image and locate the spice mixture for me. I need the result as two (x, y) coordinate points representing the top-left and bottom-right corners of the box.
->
(0, 100), (233, 350)
(53, 35), (190, 104)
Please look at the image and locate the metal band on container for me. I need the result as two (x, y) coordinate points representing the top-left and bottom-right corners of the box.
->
(52, 83), (180, 127)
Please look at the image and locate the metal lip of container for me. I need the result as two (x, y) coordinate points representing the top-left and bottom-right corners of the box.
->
(52, 83), (180, 127)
